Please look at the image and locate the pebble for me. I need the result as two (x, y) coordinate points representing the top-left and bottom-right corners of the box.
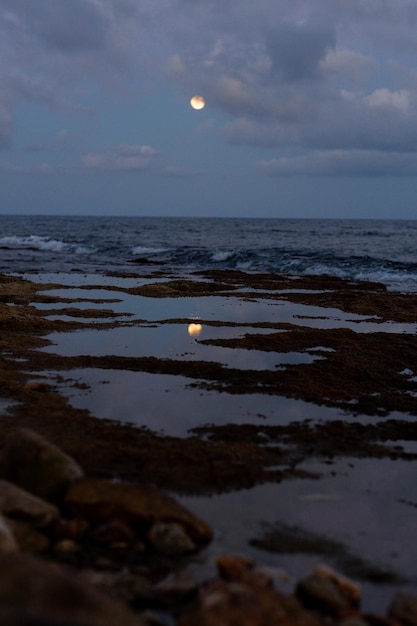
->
(92, 519), (135, 545)
(54, 538), (80, 554)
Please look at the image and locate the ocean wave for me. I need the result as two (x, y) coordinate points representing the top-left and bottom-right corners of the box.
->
(0, 235), (92, 254)
(131, 246), (170, 256)
(211, 250), (234, 262)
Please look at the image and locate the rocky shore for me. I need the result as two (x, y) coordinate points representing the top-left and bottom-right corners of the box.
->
(0, 270), (416, 624)
(0, 426), (414, 626)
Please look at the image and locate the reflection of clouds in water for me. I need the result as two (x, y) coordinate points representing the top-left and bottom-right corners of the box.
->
(181, 457), (417, 612)
(42, 369), (342, 436)
(42, 324), (319, 370)
(35, 286), (417, 334)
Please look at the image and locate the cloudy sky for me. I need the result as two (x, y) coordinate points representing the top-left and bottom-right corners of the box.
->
(1, 0), (417, 218)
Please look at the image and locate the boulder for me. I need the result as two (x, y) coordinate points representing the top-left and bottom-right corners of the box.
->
(65, 478), (213, 546)
(296, 568), (355, 616)
(0, 428), (84, 502)
(0, 553), (147, 625)
(0, 479), (59, 527)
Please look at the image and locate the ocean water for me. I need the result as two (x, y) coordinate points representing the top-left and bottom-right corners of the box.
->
(1, 215), (417, 291)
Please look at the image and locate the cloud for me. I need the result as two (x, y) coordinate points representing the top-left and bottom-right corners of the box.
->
(0, 106), (12, 149)
(265, 22), (335, 83)
(258, 150), (417, 177)
(82, 144), (161, 172)
(365, 88), (411, 114)
(0, 159), (55, 174)
(320, 48), (374, 84)
(2, 0), (417, 182)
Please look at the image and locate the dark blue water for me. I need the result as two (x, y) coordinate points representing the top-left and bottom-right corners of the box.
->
(1, 215), (417, 291)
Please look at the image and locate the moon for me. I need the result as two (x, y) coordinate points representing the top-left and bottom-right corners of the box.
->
(190, 95), (205, 110)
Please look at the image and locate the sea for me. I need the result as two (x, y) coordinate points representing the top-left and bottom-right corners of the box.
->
(1, 215), (417, 291)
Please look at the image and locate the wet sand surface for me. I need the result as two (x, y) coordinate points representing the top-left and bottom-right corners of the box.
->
(1, 269), (417, 614)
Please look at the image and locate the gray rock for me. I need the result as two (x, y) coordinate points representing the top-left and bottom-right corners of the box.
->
(0, 428), (84, 502)
(0, 479), (59, 527)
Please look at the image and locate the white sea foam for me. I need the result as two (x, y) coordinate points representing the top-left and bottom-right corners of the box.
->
(0, 235), (66, 252)
(131, 246), (169, 255)
(211, 249), (234, 262)
(0, 235), (92, 254)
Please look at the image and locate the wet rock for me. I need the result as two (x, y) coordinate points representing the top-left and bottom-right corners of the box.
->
(0, 514), (18, 554)
(154, 570), (199, 608)
(0, 479), (59, 528)
(147, 522), (196, 556)
(0, 552), (147, 625)
(7, 518), (50, 554)
(53, 538), (80, 555)
(339, 618), (369, 626)
(54, 516), (89, 541)
(388, 593), (417, 626)
(296, 568), (355, 616)
(92, 519), (136, 545)
(83, 569), (156, 607)
(0, 428), (84, 502)
(65, 478), (213, 547)
(178, 556), (322, 626)
(314, 565), (361, 608)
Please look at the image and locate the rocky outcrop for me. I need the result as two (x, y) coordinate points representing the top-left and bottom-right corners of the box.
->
(0, 427), (414, 626)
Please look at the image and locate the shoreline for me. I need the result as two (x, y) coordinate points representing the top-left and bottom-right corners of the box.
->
(0, 269), (416, 621)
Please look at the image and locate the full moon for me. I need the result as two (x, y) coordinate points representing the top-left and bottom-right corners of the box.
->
(190, 95), (205, 110)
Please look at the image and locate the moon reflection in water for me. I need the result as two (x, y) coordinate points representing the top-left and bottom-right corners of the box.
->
(188, 323), (203, 337)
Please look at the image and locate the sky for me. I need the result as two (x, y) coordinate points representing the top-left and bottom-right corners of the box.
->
(1, 0), (417, 218)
